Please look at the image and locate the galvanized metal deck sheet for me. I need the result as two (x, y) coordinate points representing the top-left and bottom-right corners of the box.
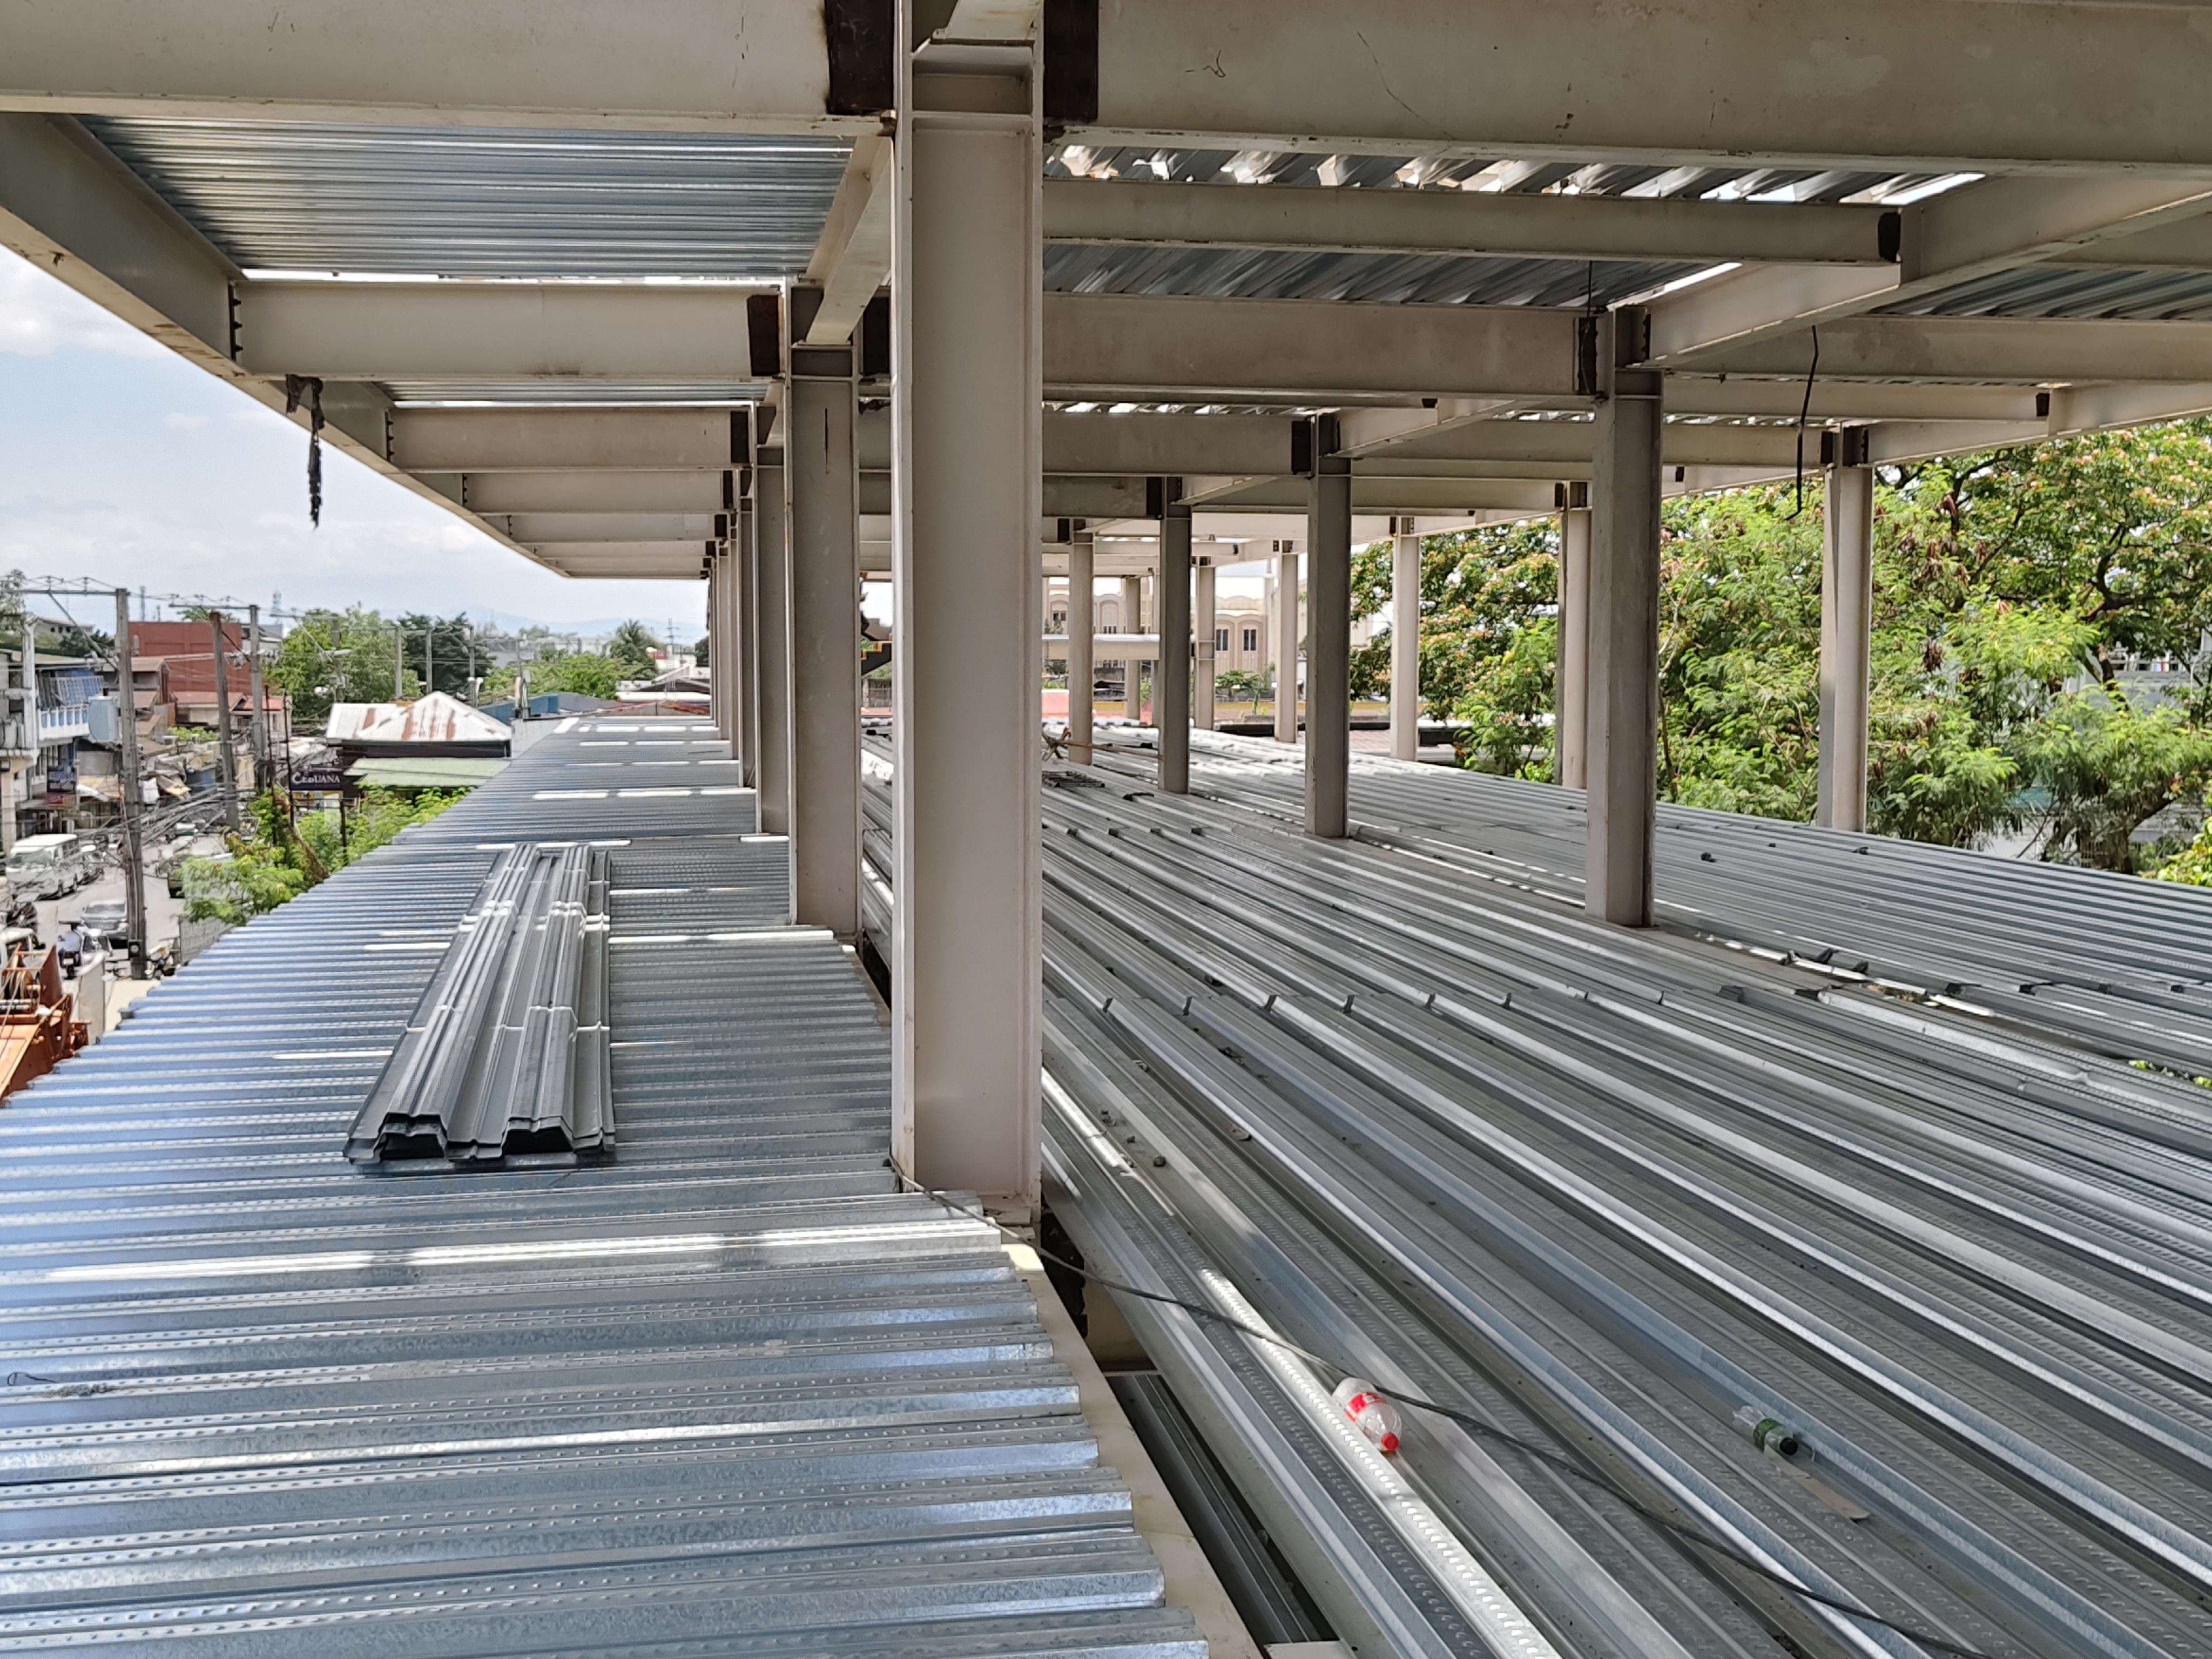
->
(0, 723), (1199, 1658)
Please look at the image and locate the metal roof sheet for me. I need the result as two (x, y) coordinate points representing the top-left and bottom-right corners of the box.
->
(82, 118), (852, 280)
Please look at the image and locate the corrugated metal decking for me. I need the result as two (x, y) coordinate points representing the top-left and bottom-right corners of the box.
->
(0, 723), (1202, 1658)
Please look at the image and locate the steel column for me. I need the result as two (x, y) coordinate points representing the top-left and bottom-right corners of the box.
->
(1158, 485), (1191, 793)
(210, 611), (239, 831)
(891, 15), (1043, 1211)
(787, 335), (863, 935)
(754, 448), (794, 842)
(738, 492), (760, 784)
(1193, 559), (1217, 732)
(1586, 312), (1662, 927)
(1306, 420), (1352, 838)
(1818, 430), (1875, 833)
(1556, 492), (1592, 789)
(1272, 549), (1299, 745)
(1120, 574), (1145, 719)
(1068, 530), (1096, 763)
(1389, 523), (1421, 762)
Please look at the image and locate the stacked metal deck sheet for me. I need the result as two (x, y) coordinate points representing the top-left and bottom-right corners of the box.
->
(0, 721), (1201, 1659)
(863, 733), (2212, 1659)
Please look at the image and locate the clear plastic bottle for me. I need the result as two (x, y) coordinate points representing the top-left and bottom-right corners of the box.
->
(1332, 1376), (1401, 1454)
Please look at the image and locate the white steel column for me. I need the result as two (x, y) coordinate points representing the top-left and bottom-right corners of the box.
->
(1193, 559), (1217, 731)
(1586, 310), (1662, 927)
(1556, 487), (1593, 789)
(1389, 520), (1421, 761)
(1818, 428), (1875, 832)
(1272, 546), (1300, 744)
(787, 319), (863, 935)
(705, 554), (725, 740)
(738, 489), (760, 786)
(1120, 574), (1144, 719)
(1067, 529), (1095, 762)
(1305, 417), (1352, 838)
(754, 446), (794, 841)
(891, 7), (1042, 1212)
(1157, 485), (1191, 793)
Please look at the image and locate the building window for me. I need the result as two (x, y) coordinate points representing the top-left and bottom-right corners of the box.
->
(1215, 628), (1230, 652)
(1242, 627), (1259, 652)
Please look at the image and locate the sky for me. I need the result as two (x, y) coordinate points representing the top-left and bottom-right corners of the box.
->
(0, 251), (706, 640)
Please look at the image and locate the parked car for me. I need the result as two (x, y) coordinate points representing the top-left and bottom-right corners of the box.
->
(7, 833), (96, 899)
(72, 899), (129, 953)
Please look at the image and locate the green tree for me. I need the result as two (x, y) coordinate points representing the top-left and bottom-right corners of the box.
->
(395, 614), (480, 699)
(606, 620), (661, 677)
(266, 607), (417, 733)
(483, 652), (624, 702)
(1216, 668), (1267, 711)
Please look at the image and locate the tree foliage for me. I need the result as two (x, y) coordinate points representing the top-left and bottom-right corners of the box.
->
(1361, 420), (2212, 870)
(266, 606), (417, 731)
(182, 787), (468, 923)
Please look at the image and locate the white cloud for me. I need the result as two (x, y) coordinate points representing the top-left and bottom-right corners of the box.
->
(0, 251), (167, 359)
(163, 413), (210, 430)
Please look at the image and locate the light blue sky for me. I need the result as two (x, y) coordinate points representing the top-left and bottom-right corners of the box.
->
(0, 251), (706, 639)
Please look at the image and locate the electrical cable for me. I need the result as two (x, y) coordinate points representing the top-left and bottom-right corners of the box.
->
(1785, 326), (1822, 521)
(905, 1178), (1999, 1659)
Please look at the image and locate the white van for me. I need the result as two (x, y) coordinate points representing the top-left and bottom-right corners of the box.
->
(8, 833), (90, 900)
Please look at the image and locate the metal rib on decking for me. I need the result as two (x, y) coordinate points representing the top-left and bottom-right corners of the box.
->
(0, 721), (1200, 1659)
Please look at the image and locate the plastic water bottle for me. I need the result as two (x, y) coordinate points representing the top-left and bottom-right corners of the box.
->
(1333, 1377), (1401, 1453)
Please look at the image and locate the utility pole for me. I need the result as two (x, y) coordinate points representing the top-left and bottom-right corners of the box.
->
(210, 611), (240, 831)
(393, 622), (403, 699)
(424, 619), (434, 698)
(246, 603), (267, 791)
(113, 589), (146, 979)
(19, 610), (36, 854)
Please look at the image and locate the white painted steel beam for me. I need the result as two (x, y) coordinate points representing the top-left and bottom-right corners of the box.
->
(1046, 412), (1293, 476)
(532, 544), (714, 580)
(0, 1), (853, 132)
(805, 136), (894, 345)
(495, 512), (723, 543)
(1707, 316), (2212, 384)
(1082, 0), (2212, 173)
(441, 471), (731, 514)
(1045, 292), (1579, 402)
(1045, 177), (1897, 265)
(1645, 176), (2212, 366)
(234, 280), (771, 380)
(2047, 382), (2212, 436)
(891, 25), (1043, 1211)
(389, 408), (747, 472)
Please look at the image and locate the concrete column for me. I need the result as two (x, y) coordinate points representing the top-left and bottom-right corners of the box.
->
(753, 448), (794, 842)
(1389, 522), (1421, 761)
(1586, 311), (1662, 928)
(786, 320), (863, 935)
(1818, 428), (1874, 832)
(1119, 573), (1144, 719)
(1067, 530), (1095, 763)
(1157, 486), (1191, 793)
(1193, 560), (1217, 731)
(1556, 489), (1593, 789)
(1272, 547), (1300, 744)
(1305, 418), (1352, 838)
(891, 20), (1042, 1211)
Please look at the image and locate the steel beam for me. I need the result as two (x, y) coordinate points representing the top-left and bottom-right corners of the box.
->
(234, 279), (771, 380)
(494, 512), (722, 543)
(1045, 292), (1579, 402)
(443, 471), (731, 513)
(390, 408), (747, 473)
(1645, 176), (2212, 366)
(805, 136), (894, 346)
(534, 543), (717, 580)
(1082, 0), (2212, 173)
(1046, 177), (1897, 265)
(1046, 412), (1293, 476)
(0, 1), (853, 132)
(1707, 315), (2212, 384)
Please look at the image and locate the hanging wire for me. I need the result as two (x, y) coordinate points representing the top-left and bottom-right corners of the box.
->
(283, 375), (326, 527)
(1784, 327), (1820, 520)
